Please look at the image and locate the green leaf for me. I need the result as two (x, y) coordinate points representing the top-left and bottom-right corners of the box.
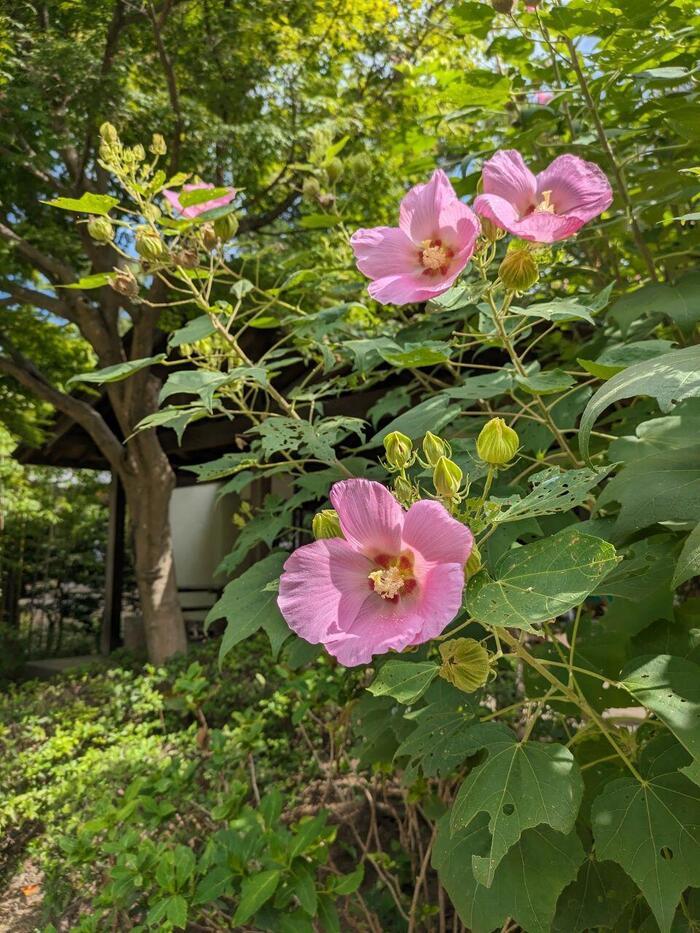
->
(173, 845), (196, 888)
(597, 445), (700, 536)
(166, 893), (188, 928)
(674, 523), (700, 589)
(183, 452), (258, 482)
(511, 296), (599, 325)
(579, 346), (700, 460)
(494, 466), (614, 524)
(609, 275), (700, 333)
(433, 813), (585, 933)
(395, 685), (477, 780)
(63, 272), (112, 290)
(44, 192), (119, 215)
(317, 895), (341, 933)
(332, 865), (364, 895)
(592, 739), (700, 933)
(159, 370), (232, 411)
(516, 369), (575, 395)
(370, 395), (462, 445)
(168, 314), (216, 348)
(67, 354), (166, 386)
(178, 186), (232, 208)
(291, 865), (317, 916)
(444, 370), (514, 401)
(290, 812), (328, 858)
(466, 527), (618, 632)
(192, 865), (234, 905)
(323, 134), (350, 162)
(553, 854), (637, 933)
(621, 656), (700, 785)
(577, 339), (676, 379)
(367, 660), (439, 704)
(450, 724), (583, 886)
(233, 869), (281, 925)
(207, 552), (288, 664)
(298, 213), (343, 229)
(133, 406), (208, 444)
(377, 341), (452, 368)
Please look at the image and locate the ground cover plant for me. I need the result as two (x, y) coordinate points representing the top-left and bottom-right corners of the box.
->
(2, 0), (700, 930)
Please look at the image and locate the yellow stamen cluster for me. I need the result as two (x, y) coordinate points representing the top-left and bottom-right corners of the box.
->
(420, 240), (450, 270)
(535, 189), (556, 214)
(369, 566), (406, 599)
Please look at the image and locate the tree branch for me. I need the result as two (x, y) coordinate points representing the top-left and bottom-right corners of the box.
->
(0, 279), (70, 318)
(0, 343), (126, 475)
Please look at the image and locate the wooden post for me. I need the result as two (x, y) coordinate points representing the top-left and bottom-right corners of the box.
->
(100, 475), (125, 654)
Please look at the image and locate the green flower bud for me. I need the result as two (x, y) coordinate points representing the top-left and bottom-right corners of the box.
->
(326, 157), (344, 184)
(433, 456), (463, 499)
(479, 216), (506, 242)
(422, 431), (449, 467)
(135, 227), (167, 261)
(110, 267), (139, 299)
(438, 638), (491, 693)
(99, 122), (119, 145)
(384, 431), (413, 470)
(347, 152), (372, 179)
(476, 417), (519, 466)
(143, 204), (162, 223)
(302, 176), (322, 202)
(213, 212), (239, 242)
(87, 216), (114, 243)
(150, 133), (167, 156)
(312, 509), (343, 540)
(132, 143), (146, 162)
(499, 248), (539, 292)
(393, 474), (417, 507)
(466, 542), (482, 578)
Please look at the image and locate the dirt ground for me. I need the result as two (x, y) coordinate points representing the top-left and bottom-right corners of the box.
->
(0, 861), (44, 933)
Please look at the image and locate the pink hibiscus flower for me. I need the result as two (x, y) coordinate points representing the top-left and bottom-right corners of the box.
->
(350, 169), (480, 306)
(163, 182), (236, 220)
(474, 150), (613, 244)
(535, 91), (554, 105)
(277, 479), (473, 667)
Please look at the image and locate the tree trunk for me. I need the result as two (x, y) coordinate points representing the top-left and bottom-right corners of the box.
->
(122, 445), (187, 665)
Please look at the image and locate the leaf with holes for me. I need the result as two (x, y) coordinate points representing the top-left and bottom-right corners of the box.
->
(395, 685), (477, 780)
(494, 466), (614, 524)
(466, 527), (618, 631)
(433, 812), (584, 933)
(553, 854), (637, 933)
(579, 346), (700, 460)
(68, 355), (166, 386)
(620, 655), (700, 786)
(449, 724), (583, 886)
(592, 738), (700, 933)
(674, 522), (700, 589)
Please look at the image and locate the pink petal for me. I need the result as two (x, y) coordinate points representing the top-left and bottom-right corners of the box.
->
(436, 199), (481, 253)
(474, 193), (581, 243)
(410, 562), (467, 643)
(536, 154), (613, 225)
(324, 593), (425, 666)
(277, 538), (373, 645)
(402, 500), (473, 566)
(399, 169), (458, 243)
(473, 192), (522, 233)
(481, 150), (537, 216)
(164, 182), (237, 219)
(350, 226), (419, 279)
(368, 271), (459, 306)
(163, 188), (184, 214)
(330, 479), (404, 558)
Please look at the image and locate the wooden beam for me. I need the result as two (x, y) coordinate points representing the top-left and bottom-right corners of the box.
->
(100, 475), (125, 654)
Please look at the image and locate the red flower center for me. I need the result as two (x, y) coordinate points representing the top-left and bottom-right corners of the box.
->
(418, 238), (454, 276)
(368, 552), (417, 601)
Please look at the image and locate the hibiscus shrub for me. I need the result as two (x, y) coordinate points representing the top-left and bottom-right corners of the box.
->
(48, 2), (700, 929)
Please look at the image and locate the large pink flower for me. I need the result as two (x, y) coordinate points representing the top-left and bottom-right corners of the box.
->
(277, 479), (473, 667)
(350, 170), (480, 306)
(474, 150), (613, 244)
(163, 182), (236, 219)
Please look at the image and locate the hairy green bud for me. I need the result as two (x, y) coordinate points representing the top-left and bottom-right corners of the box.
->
(214, 212), (239, 242)
(312, 509), (343, 540)
(438, 638), (491, 693)
(499, 248), (539, 292)
(466, 542), (482, 578)
(422, 431), (449, 467)
(433, 456), (463, 499)
(87, 216), (114, 243)
(384, 431), (413, 470)
(326, 157), (344, 184)
(302, 176), (322, 202)
(99, 122), (119, 145)
(150, 133), (167, 156)
(476, 417), (519, 466)
(135, 227), (167, 261)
